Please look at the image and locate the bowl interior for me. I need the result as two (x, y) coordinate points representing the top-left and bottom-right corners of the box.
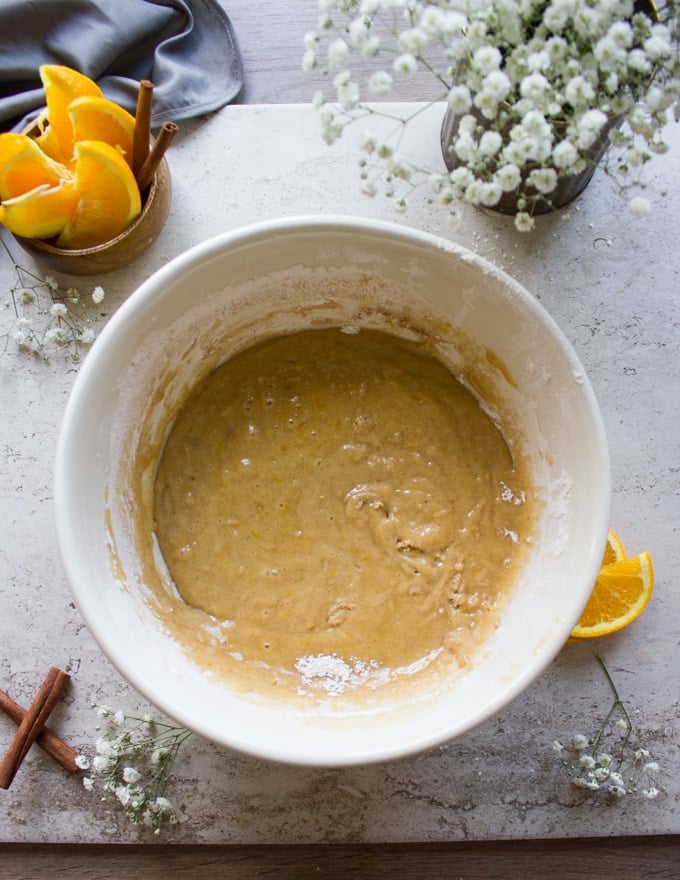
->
(55, 217), (610, 765)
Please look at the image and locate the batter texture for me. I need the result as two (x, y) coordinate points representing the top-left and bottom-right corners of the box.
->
(153, 328), (534, 694)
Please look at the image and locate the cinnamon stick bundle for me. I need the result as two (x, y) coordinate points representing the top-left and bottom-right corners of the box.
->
(136, 121), (179, 193)
(0, 667), (71, 789)
(133, 79), (154, 178)
(0, 685), (78, 775)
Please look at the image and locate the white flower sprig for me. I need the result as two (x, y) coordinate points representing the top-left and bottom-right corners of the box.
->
(554, 654), (664, 799)
(1, 236), (103, 360)
(304, 0), (680, 230)
(78, 705), (192, 835)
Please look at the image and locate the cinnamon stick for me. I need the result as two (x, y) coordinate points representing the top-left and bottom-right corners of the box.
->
(133, 79), (154, 178)
(0, 686), (78, 775)
(136, 120), (179, 193)
(0, 667), (71, 789)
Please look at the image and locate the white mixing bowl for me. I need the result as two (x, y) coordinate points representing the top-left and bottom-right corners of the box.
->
(55, 216), (610, 766)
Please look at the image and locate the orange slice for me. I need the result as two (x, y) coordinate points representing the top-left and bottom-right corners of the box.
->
(0, 182), (77, 239)
(34, 64), (102, 163)
(571, 544), (654, 639)
(601, 528), (626, 566)
(56, 139), (141, 249)
(0, 132), (70, 200)
(68, 96), (136, 166)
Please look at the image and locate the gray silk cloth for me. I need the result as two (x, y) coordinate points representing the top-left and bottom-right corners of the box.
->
(0, 0), (243, 132)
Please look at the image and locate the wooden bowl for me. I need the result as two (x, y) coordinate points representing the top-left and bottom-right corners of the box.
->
(12, 152), (171, 276)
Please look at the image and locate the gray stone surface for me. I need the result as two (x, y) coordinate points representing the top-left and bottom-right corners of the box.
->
(0, 104), (678, 843)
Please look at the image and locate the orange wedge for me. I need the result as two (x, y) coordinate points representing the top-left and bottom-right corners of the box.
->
(571, 533), (654, 639)
(56, 140), (141, 249)
(601, 528), (626, 567)
(68, 96), (136, 166)
(0, 182), (77, 239)
(34, 64), (102, 163)
(0, 132), (70, 200)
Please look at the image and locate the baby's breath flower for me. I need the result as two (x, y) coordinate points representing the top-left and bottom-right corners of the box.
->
(393, 53), (418, 75)
(368, 70), (393, 96)
(151, 747), (170, 765)
(398, 27), (429, 55)
(96, 736), (117, 757)
(319, 103), (343, 144)
(481, 70), (511, 101)
(479, 180), (503, 206)
(123, 766), (142, 784)
(520, 72), (551, 105)
(92, 755), (111, 773)
(154, 796), (175, 815)
(349, 17), (370, 49)
(305, 0), (679, 228)
(334, 70), (360, 109)
(447, 84), (472, 114)
(77, 327), (96, 345)
(12, 330), (31, 349)
(609, 771), (625, 788)
(328, 38), (350, 69)
(115, 784), (133, 807)
(495, 163), (522, 192)
(49, 302), (68, 318)
(303, 31), (319, 51)
(359, 131), (378, 153)
(361, 36), (381, 57)
(644, 34), (672, 62)
(446, 203), (464, 230)
(529, 167), (558, 194)
(44, 326), (69, 346)
(80, 704), (191, 834)
(479, 130), (503, 156)
(473, 45), (502, 74)
(556, 654), (665, 801)
(1, 238), (104, 361)
(91, 286), (105, 304)
(552, 139), (579, 170)
(565, 75), (596, 107)
(595, 35), (627, 69)
(629, 195), (651, 217)
(528, 50), (551, 72)
(302, 49), (317, 72)
(514, 211), (535, 232)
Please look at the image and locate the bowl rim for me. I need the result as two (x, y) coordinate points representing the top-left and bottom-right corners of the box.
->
(54, 214), (611, 765)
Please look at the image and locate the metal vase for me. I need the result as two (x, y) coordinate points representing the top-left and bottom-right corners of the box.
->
(440, 105), (623, 216)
